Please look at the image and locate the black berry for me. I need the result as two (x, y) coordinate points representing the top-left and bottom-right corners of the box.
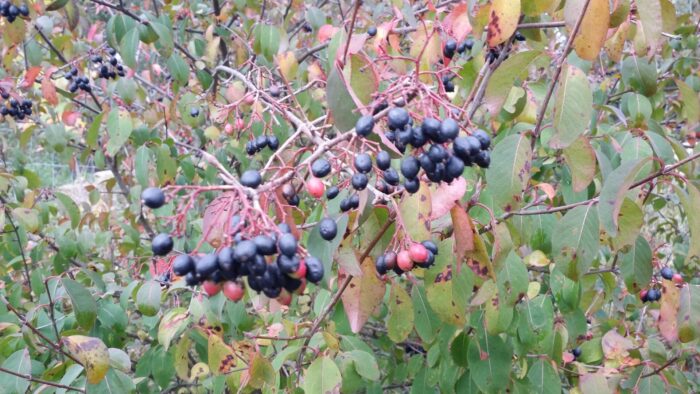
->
(326, 186), (339, 200)
(196, 254), (219, 278)
(355, 115), (374, 137)
(354, 153), (372, 173)
(172, 255), (195, 276)
(387, 107), (409, 130)
(311, 158), (332, 178)
(305, 256), (324, 283)
(152, 233), (174, 256)
(278, 233), (297, 257)
(367, 26), (377, 37)
(400, 156), (420, 179)
(141, 187), (166, 209)
(318, 218), (338, 241)
(383, 168), (400, 186)
(473, 129), (491, 149)
(241, 170), (262, 188)
(660, 267), (674, 280)
(234, 240), (257, 263)
(376, 151), (391, 170)
(254, 235), (276, 255)
(351, 173), (368, 191)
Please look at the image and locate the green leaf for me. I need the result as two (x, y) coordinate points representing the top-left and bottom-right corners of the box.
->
(387, 285), (414, 343)
(411, 285), (438, 343)
(563, 136), (596, 192)
(61, 278), (98, 330)
(167, 54), (190, 85)
(636, 0), (663, 56)
(158, 308), (191, 350)
(326, 63), (359, 132)
(621, 56), (658, 97)
(105, 109), (133, 157)
(344, 350), (380, 381)
(677, 285), (700, 343)
(150, 21), (174, 58)
(399, 182), (432, 241)
(527, 359), (561, 394)
(254, 24), (280, 61)
(88, 369), (136, 393)
(467, 333), (512, 393)
(450, 331), (470, 367)
(46, 0), (70, 11)
(496, 252), (528, 306)
(579, 372), (612, 394)
(676, 79), (700, 125)
(674, 184), (700, 264)
(86, 112), (104, 149)
(156, 144), (177, 184)
(425, 238), (472, 326)
(135, 145), (152, 188)
(484, 51), (545, 114)
(347, 54), (377, 106)
(0, 349), (31, 394)
(55, 192), (80, 229)
(119, 28), (140, 69)
(638, 376), (664, 393)
(302, 356), (342, 394)
(109, 348), (132, 372)
(248, 352), (274, 389)
(485, 133), (532, 209)
(12, 207), (40, 233)
(552, 204), (599, 280)
(136, 280), (161, 317)
(598, 158), (651, 236)
(620, 235), (652, 294)
(550, 64), (592, 149)
(611, 198), (643, 251)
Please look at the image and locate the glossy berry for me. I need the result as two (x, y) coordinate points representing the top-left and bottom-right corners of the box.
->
(640, 289), (649, 302)
(318, 218), (338, 241)
(400, 156), (420, 180)
(255, 135), (268, 150)
(278, 254), (300, 274)
(428, 144), (448, 163)
(473, 129), (491, 149)
(355, 115), (374, 137)
(306, 177), (325, 199)
(444, 39), (457, 58)
(223, 281), (244, 301)
(376, 151), (391, 171)
(514, 31), (526, 41)
(349, 193), (360, 208)
(440, 118), (459, 142)
(383, 168), (400, 186)
(375, 255), (388, 275)
(340, 197), (352, 212)
(190, 107), (199, 117)
(253, 235), (276, 256)
(172, 255), (195, 276)
(409, 243), (429, 263)
(367, 26), (377, 37)
(185, 272), (199, 286)
(387, 107), (409, 130)
(218, 247), (236, 272)
(410, 127), (427, 147)
(404, 178), (420, 194)
(383, 252), (397, 270)
(241, 170), (262, 188)
(152, 233), (174, 256)
(278, 233), (297, 257)
(474, 150), (491, 168)
(267, 136), (279, 150)
(141, 187), (166, 209)
(421, 240), (438, 255)
(446, 156), (465, 179)
(421, 118), (441, 140)
(196, 254), (219, 278)
(572, 347), (582, 358)
(660, 267), (674, 280)
(234, 240), (257, 263)
(647, 288), (661, 302)
(305, 256), (324, 283)
(442, 76), (454, 93)
(354, 153), (372, 173)
(351, 173), (368, 191)
(311, 158), (332, 178)
(202, 281), (221, 296)
(397, 251), (413, 271)
(286, 194), (300, 206)
(326, 185), (339, 200)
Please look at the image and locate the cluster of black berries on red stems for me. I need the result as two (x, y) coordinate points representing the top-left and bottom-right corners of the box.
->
(142, 186), (325, 304)
(246, 134), (279, 155)
(0, 1), (29, 23)
(639, 266), (684, 303)
(64, 67), (92, 93)
(354, 107), (491, 194)
(0, 90), (32, 121)
(91, 47), (125, 80)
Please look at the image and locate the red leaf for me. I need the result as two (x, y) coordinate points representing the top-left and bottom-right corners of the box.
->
(22, 67), (42, 88)
(443, 4), (473, 41)
(317, 25), (338, 42)
(62, 110), (80, 126)
(42, 77), (59, 106)
(430, 177), (467, 219)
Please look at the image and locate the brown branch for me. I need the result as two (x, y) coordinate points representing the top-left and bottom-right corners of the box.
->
(518, 21), (566, 29)
(641, 356), (679, 378)
(0, 366), (86, 393)
(532, 0), (593, 139)
(295, 217), (394, 377)
(0, 196), (33, 301)
(341, 0), (361, 65)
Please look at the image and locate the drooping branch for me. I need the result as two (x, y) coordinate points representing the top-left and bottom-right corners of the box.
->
(0, 366), (86, 393)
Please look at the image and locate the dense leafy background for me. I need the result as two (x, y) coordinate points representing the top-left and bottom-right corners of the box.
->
(0, 0), (699, 393)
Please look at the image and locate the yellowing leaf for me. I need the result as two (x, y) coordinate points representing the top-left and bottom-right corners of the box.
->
(63, 335), (110, 384)
(525, 250), (550, 267)
(340, 258), (385, 333)
(636, 0), (662, 56)
(276, 51), (298, 81)
(409, 22), (441, 83)
(658, 280), (680, 343)
(565, 0), (610, 61)
(487, 0), (521, 47)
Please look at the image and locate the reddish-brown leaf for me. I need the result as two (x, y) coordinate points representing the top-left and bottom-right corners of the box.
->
(22, 66), (42, 88)
(658, 279), (680, 343)
(443, 3), (473, 41)
(451, 206), (474, 265)
(431, 177), (467, 219)
(340, 257), (385, 333)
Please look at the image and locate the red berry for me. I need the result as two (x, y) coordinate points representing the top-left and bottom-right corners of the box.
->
(277, 290), (292, 306)
(408, 243), (429, 263)
(291, 259), (307, 279)
(640, 289), (648, 301)
(202, 281), (221, 296)
(672, 274), (683, 284)
(223, 281), (245, 301)
(397, 251), (413, 271)
(306, 177), (325, 199)
(235, 118), (245, 129)
(224, 123), (233, 134)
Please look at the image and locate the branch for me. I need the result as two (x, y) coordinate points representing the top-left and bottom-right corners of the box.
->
(107, 156), (155, 238)
(640, 356), (679, 378)
(0, 196), (33, 301)
(532, 0), (593, 139)
(0, 366), (86, 393)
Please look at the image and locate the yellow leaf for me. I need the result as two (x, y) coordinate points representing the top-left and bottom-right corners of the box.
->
(525, 250), (551, 267)
(487, 0), (521, 47)
(604, 21), (630, 63)
(565, 0), (610, 61)
(63, 335), (110, 384)
(276, 51), (298, 81)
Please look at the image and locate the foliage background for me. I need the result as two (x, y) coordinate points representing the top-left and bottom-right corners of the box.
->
(0, 0), (699, 393)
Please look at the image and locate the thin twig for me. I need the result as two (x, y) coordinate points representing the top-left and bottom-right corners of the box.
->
(0, 196), (33, 301)
(0, 366), (86, 393)
(640, 356), (680, 378)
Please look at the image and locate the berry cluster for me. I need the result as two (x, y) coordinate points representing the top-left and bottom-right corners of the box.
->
(65, 67), (92, 93)
(639, 266), (684, 303)
(0, 91), (32, 121)
(640, 288), (661, 303)
(443, 38), (474, 59)
(355, 107), (491, 194)
(91, 47), (125, 80)
(375, 240), (438, 276)
(246, 134), (280, 155)
(0, 1), (28, 24)
(141, 187), (325, 304)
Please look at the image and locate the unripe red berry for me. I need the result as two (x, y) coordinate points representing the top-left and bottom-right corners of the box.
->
(223, 281), (244, 301)
(291, 259), (307, 279)
(277, 290), (292, 306)
(306, 177), (325, 199)
(672, 274), (683, 284)
(397, 251), (413, 271)
(203, 280), (221, 297)
(224, 123), (234, 134)
(408, 243), (429, 263)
